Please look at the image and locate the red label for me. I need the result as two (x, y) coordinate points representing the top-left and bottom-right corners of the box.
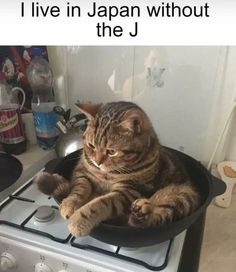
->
(0, 108), (24, 144)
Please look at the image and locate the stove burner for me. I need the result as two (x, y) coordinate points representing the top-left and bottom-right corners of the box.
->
(34, 206), (55, 223)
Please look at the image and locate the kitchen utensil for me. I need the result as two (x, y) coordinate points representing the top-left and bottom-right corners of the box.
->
(66, 113), (87, 129)
(56, 120), (67, 134)
(53, 106), (71, 123)
(55, 127), (83, 157)
(55, 113), (87, 157)
(0, 152), (23, 191)
(46, 147), (226, 247)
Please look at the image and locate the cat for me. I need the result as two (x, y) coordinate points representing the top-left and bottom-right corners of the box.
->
(35, 101), (200, 237)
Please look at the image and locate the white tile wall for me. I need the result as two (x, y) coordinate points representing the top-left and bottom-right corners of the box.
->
(48, 46), (236, 163)
(49, 46), (134, 113)
(131, 47), (225, 162)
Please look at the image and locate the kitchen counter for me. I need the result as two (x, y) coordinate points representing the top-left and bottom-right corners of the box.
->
(0, 145), (56, 202)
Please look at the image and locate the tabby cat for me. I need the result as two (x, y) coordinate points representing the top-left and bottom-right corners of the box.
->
(36, 101), (200, 237)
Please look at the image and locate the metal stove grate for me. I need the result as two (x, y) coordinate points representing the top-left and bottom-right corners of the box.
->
(71, 236), (173, 271)
(0, 180), (71, 243)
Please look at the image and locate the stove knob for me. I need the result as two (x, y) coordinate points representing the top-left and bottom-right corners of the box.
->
(35, 262), (53, 272)
(0, 252), (17, 271)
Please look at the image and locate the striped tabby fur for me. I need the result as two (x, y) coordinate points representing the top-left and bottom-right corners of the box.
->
(36, 101), (200, 237)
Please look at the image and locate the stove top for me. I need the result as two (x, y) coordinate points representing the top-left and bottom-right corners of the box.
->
(0, 174), (186, 272)
(0, 179), (70, 243)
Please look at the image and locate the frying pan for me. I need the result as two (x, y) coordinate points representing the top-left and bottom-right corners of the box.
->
(46, 148), (226, 247)
(0, 152), (23, 192)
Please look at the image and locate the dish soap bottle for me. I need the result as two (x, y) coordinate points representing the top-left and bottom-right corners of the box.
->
(27, 48), (59, 150)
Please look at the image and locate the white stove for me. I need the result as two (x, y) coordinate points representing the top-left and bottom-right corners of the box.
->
(0, 173), (187, 272)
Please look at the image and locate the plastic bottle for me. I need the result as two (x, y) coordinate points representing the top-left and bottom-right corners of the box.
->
(27, 48), (59, 150)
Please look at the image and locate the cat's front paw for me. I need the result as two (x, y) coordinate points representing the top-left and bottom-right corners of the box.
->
(34, 172), (70, 203)
(60, 198), (82, 220)
(68, 210), (93, 236)
(128, 198), (153, 228)
(34, 172), (58, 195)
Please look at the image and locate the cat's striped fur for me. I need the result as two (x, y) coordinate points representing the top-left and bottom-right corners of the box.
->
(36, 101), (200, 236)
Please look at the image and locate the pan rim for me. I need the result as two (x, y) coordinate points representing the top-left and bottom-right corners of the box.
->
(53, 147), (214, 232)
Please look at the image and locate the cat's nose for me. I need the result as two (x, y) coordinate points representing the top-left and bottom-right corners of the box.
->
(95, 153), (105, 165)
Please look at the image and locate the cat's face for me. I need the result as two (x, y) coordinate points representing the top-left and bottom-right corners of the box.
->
(77, 102), (152, 173)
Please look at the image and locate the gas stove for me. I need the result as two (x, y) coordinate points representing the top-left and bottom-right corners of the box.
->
(0, 172), (191, 272)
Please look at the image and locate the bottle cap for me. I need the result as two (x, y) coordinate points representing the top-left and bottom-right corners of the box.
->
(32, 47), (44, 57)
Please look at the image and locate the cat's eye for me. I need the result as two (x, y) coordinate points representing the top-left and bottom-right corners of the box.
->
(87, 142), (95, 150)
(107, 149), (118, 157)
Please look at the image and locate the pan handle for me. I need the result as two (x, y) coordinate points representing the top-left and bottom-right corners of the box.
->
(45, 158), (63, 173)
(211, 175), (227, 197)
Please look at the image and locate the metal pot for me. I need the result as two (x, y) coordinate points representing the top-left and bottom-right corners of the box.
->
(55, 113), (87, 157)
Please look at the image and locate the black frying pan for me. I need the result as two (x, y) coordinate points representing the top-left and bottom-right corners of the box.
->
(0, 152), (23, 192)
(46, 148), (226, 247)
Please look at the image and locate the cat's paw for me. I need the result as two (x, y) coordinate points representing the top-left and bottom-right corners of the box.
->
(34, 172), (58, 195)
(60, 198), (82, 220)
(34, 172), (70, 201)
(68, 210), (93, 236)
(128, 198), (153, 228)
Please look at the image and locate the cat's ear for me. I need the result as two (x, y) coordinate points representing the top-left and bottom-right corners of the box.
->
(75, 102), (102, 120)
(119, 110), (147, 134)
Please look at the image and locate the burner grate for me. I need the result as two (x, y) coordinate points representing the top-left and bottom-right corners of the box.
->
(71, 236), (173, 271)
(0, 179), (71, 243)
